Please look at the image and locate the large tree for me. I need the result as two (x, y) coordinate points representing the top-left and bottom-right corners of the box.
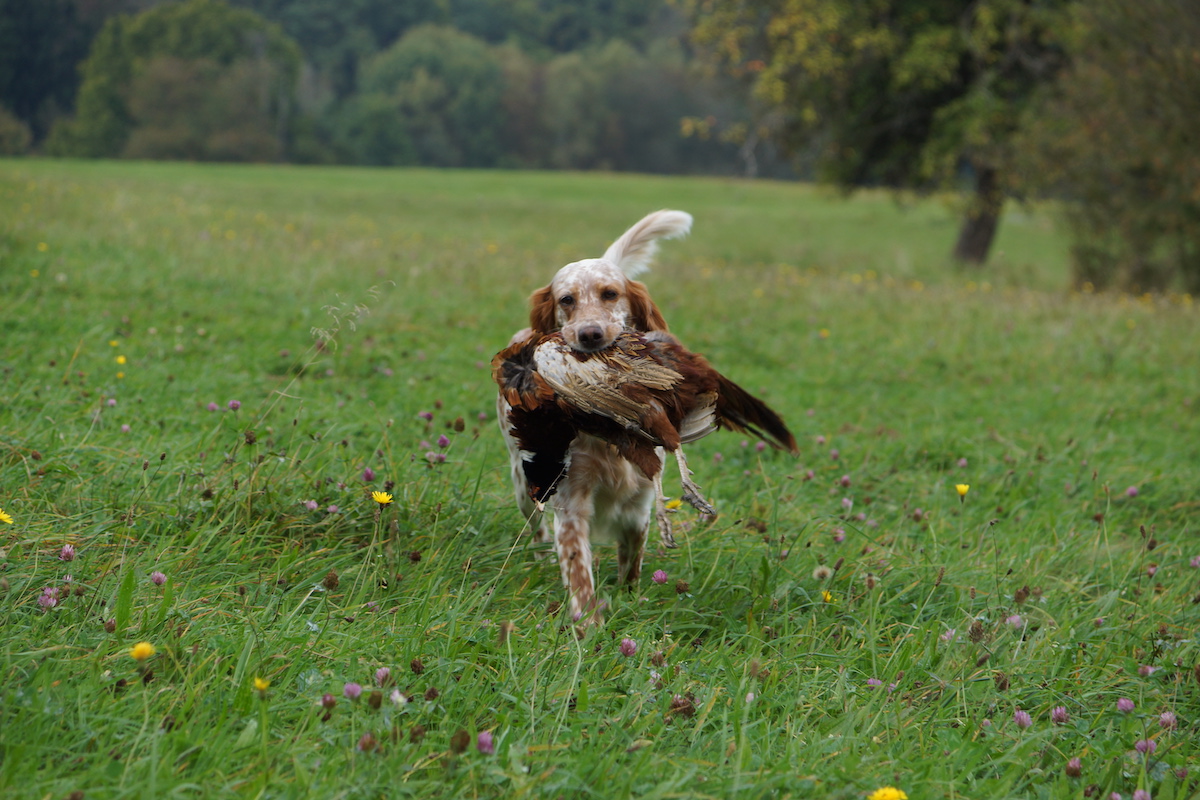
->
(1017, 0), (1200, 292)
(686, 0), (1067, 264)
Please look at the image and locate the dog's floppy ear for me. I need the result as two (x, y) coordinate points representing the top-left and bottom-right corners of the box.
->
(626, 281), (668, 332)
(528, 285), (557, 333)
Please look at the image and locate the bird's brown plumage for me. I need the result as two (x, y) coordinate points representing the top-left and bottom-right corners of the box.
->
(492, 330), (797, 502)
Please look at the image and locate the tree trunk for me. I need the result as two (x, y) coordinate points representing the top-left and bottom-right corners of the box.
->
(952, 165), (1003, 265)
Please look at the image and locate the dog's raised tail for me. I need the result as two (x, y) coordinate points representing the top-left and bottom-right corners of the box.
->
(603, 209), (693, 278)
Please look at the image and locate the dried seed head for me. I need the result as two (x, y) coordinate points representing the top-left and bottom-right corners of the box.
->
(410, 658), (425, 675)
(322, 570), (339, 591)
(498, 621), (516, 646)
(969, 620), (985, 643)
(1015, 586), (1029, 604)
(668, 693), (696, 719)
(993, 672), (1009, 691)
(675, 580), (690, 595)
(449, 729), (470, 753)
(409, 724), (425, 743)
(934, 566), (945, 587)
(423, 686), (439, 702)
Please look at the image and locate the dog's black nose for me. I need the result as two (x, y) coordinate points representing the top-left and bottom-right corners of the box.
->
(578, 326), (605, 347)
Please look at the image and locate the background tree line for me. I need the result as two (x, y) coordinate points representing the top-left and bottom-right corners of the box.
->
(1, 0), (1196, 291)
(1, 0), (777, 176)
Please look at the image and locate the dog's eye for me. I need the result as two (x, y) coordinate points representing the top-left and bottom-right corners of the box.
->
(560, 295), (575, 306)
(601, 289), (618, 301)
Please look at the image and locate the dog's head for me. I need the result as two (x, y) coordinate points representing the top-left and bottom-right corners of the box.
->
(526, 210), (690, 352)
(528, 259), (667, 352)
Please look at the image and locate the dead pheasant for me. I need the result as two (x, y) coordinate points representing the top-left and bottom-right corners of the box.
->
(492, 330), (798, 516)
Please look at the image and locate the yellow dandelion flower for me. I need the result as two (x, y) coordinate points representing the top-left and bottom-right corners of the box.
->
(109, 339), (119, 347)
(116, 355), (127, 365)
(955, 484), (970, 498)
(37, 242), (48, 252)
(821, 589), (836, 603)
(130, 642), (156, 661)
(0, 508), (13, 524)
(116, 372), (125, 379)
(868, 788), (907, 800)
(30, 269), (39, 278)
(818, 328), (831, 339)
(665, 498), (683, 511)
(253, 676), (270, 692)
(371, 491), (393, 505)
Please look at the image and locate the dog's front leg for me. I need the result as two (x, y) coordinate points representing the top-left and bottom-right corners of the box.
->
(553, 503), (601, 632)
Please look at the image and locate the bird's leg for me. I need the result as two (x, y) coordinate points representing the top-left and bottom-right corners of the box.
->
(652, 449), (677, 548)
(673, 446), (716, 516)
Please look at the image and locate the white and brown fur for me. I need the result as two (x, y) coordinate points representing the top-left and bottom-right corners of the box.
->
(497, 210), (692, 627)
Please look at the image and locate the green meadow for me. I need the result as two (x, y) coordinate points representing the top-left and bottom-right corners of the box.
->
(1, 159), (1197, 799)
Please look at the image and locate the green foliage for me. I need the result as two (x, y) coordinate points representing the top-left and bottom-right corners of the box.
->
(686, 0), (1069, 262)
(0, 0), (121, 142)
(448, 0), (666, 54)
(0, 104), (31, 155)
(1017, 0), (1200, 293)
(540, 40), (710, 173)
(329, 93), (415, 167)
(122, 56), (289, 162)
(351, 24), (507, 168)
(47, 0), (301, 160)
(1, 159), (1196, 800)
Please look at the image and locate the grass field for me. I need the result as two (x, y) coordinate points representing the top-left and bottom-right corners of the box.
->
(1, 159), (1198, 800)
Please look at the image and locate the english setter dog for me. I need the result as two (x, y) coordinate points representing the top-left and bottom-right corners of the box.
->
(497, 210), (692, 627)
